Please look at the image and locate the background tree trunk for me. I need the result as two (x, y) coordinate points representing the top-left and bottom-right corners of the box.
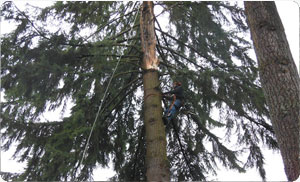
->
(140, 1), (170, 181)
(244, 2), (300, 181)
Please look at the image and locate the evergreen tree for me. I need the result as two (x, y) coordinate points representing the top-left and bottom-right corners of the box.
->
(140, 2), (169, 181)
(1, 1), (277, 181)
(244, 2), (300, 181)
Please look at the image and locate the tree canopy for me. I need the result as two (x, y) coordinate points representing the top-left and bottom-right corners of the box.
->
(1, 1), (277, 181)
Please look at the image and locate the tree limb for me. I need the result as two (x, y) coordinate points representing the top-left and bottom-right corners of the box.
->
(155, 27), (210, 63)
(106, 81), (143, 127)
(113, 70), (142, 79)
(216, 95), (274, 133)
(109, 24), (140, 41)
(84, 5), (139, 41)
(155, 19), (204, 71)
(157, 44), (204, 70)
(13, 2), (50, 41)
(97, 75), (141, 120)
(155, 18), (186, 68)
(77, 54), (140, 59)
(170, 118), (195, 179)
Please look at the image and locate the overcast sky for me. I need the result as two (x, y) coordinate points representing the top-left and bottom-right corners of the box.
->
(1, 1), (299, 181)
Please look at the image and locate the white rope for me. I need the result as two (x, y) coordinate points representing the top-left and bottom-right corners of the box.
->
(78, 3), (140, 178)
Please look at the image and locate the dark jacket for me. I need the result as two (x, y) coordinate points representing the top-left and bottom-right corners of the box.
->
(164, 85), (184, 100)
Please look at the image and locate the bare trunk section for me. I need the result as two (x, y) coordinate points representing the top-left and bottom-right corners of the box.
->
(244, 2), (300, 181)
(140, 1), (170, 181)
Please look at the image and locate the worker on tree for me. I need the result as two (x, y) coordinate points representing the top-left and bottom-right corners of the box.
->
(163, 81), (184, 124)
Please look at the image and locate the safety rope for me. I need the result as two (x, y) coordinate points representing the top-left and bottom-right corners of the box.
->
(78, 3), (140, 179)
(168, 95), (176, 111)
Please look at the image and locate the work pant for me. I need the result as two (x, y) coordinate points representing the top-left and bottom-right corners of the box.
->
(164, 99), (182, 121)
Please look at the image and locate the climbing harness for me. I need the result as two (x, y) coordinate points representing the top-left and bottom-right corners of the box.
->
(77, 4), (140, 179)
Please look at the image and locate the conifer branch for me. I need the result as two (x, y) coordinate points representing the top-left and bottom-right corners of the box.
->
(13, 2), (50, 41)
(12, 2), (141, 52)
(155, 33), (167, 61)
(77, 54), (140, 59)
(3, 116), (63, 128)
(155, 19), (236, 71)
(60, 39), (140, 50)
(100, 77), (141, 120)
(115, 37), (140, 44)
(155, 27), (210, 62)
(109, 43), (142, 53)
(188, 112), (245, 172)
(170, 119), (195, 179)
(155, 19), (204, 70)
(155, 30), (179, 72)
(105, 81), (143, 127)
(217, 96), (273, 133)
(112, 70), (142, 78)
(84, 3), (139, 42)
(157, 44), (204, 70)
(153, 2), (183, 20)
(108, 24), (140, 41)
(155, 30), (177, 72)
(110, 58), (140, 68)
(156, 36), (195, 78)
(155, 19), (186, 68)
(105, 54), (141, 58)
(0, 171), (19, 181)
(156, 45), (188, 77)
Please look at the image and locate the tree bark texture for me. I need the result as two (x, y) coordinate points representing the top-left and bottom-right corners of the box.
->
(244, 2), (300, 181)
(140, 1), (170, 181)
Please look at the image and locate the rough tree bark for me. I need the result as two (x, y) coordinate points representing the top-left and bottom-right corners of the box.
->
(244, 2), (300, 181)
(140, 1), (170, 181)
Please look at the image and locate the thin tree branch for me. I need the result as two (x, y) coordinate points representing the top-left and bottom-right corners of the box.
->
(112, 70), (142, 79)
(13, 2), (50, 41)
(2, 116), (63, 127)
(99, 77), (141, 121)
(186, 111), (245, 173)
(109, 24), (140, 41)
(84, 6), (139, 42)
(105, 81), (143, 127)
(157, 44), (205, 70)
(110, 58), (140, 68)
(155, 18), (184, 68)
(153, 2), (183, 20)
(155, 18), (205, 71)
(155, 29), (174, 70)
(216, 95), (274, 133)
(94, 42), (141, 53)
(155, 27), (210, 62)
(155, 15), (232, 71)
(13, 2), (141, 53)
(77, 54), (140, 59)
(170, 118), (195, 179)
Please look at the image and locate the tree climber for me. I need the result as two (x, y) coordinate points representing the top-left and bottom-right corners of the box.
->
(162, 81), (184, 124)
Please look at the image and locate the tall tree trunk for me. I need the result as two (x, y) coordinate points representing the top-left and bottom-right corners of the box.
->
(244, 2), (300, 181)
(140, 1), (170, 181)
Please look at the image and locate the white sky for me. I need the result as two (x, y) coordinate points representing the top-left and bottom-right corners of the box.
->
(1, 1), (299, 181)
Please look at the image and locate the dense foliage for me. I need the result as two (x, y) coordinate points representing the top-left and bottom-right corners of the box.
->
(1, 1), (277, 181)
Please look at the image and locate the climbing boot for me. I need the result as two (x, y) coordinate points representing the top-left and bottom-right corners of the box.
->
(162, 116), (168, 125)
